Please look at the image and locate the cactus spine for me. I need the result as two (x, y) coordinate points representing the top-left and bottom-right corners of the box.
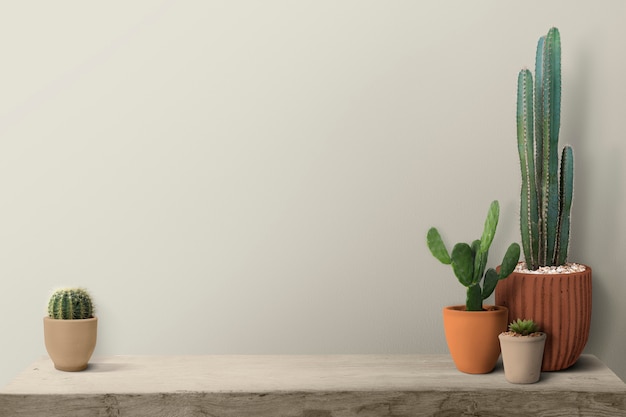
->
(48, 288), (94, 320)
(517, 27), (574, 270)
(427, 201), (521, 311)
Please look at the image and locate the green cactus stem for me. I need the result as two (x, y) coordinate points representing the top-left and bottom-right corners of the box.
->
(48, 288), (95, 320)
(517, 68), (539, 269)
(517, 27), (573, 270)
(427, 201), (521, 311)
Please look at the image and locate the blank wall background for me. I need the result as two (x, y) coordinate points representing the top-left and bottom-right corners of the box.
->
(1, 1), (625, 386)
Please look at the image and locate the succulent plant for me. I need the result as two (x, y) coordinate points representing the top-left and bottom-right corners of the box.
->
(517, 27), (574, 270)
(48, 288), (95, 320)
(508, 318), (540, 335)
(427, 200), (521, 311)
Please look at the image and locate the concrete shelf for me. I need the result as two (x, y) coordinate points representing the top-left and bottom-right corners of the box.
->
(1, 354), (624, 416)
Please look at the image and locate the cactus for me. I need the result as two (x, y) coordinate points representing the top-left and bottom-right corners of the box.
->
(427, 200), (521, 311)
(517, 27), (574, 270)
(48, 288), (94, 320)
(508, 319), (540, 336)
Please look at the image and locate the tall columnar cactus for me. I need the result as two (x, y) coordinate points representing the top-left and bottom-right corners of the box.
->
(517, 27), (574, 270)
(427, 201), (521, 311)
(48, 288), (95, 320)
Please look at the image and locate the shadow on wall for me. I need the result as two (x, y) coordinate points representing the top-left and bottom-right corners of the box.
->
(560, 30), (625, 376)
(582, 149), (623, 360)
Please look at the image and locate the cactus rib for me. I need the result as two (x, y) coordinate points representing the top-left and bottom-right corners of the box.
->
(517, 68), (539, 270)
(48, 288), (94, 320)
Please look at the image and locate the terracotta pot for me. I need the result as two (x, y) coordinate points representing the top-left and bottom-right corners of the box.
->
(499, 332), (546, 384)
(442, 305), (508, 374)
(495, 265), (591, 371)
(43, 316), (98, 371)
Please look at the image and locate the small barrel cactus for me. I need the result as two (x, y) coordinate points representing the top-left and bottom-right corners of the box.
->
(508, 319), (540, 335)
(48, 288), (95, 320)
(427, 200), (521, 311)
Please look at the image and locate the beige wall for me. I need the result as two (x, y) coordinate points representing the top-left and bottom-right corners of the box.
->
(1, 1), (624, 385)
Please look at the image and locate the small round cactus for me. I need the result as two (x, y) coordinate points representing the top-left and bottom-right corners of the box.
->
(508, 319), (540, 336)
(48, 288), (95, 320)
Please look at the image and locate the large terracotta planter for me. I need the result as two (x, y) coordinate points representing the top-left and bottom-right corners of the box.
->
(442, 305), (508, 374)
(43, 316), (98, 371)
(495, 266), (591, 371)
(499, 332), (546, 383)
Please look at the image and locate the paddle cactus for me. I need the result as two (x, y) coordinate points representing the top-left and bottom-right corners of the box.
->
(517, 27), (574, 270)
(427, 200), (521, 311)
(48, 288), (94, 320)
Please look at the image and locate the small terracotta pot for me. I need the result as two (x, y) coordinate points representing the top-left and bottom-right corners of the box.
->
(499, 332), (546, 384)
(442, 305), (508, 374)
(43, 316), (98, 371)
(495, 266), (591, 371)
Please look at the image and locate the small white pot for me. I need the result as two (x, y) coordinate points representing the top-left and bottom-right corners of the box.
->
(499, 332), (546, 384)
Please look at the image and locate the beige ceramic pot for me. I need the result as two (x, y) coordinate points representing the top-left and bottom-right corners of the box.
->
(495, 265), (591, 371)
(442, 305), (508, 374)
(499, 332), (546, 384)
(43, 316), (98, 371)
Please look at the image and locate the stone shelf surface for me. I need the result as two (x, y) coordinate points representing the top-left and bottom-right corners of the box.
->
(1, 354), (624, 416)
